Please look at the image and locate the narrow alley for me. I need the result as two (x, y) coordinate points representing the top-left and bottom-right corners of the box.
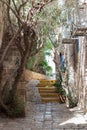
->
(1, 0), (87, 130)
(0, 80), (87, 130)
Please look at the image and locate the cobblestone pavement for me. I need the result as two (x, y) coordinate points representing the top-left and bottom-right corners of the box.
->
(0, 102), (87, 130)
(1, 80), (87, 130)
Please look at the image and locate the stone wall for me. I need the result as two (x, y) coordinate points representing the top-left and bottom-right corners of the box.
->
(24, 69), (47, 81)
(64, 36), (87, 111)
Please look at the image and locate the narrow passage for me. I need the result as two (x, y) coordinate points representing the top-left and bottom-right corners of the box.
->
(0, 80), (87, 130)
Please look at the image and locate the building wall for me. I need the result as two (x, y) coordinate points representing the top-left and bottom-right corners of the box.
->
(64, 36), (87, 111)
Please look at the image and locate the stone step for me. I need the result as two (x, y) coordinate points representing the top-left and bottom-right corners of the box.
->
(38, 86), (56, 90)
(40, 93), (59, 97)
(38, 80), (55, 86)
(37, 79), (60, 103)
(39, 79), (56, 83)
(39, 89), (57, 93)
(37, 83), (55, 87)
(41, 97), (59, 102)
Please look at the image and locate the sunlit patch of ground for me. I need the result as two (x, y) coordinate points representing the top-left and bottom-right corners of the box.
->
(59, 106), (87, 126)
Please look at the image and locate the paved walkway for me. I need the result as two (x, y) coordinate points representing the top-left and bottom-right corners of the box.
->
(0, 81), (87, 130)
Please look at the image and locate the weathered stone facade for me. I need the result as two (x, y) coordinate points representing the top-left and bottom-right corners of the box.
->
(64, 36), (87, 112)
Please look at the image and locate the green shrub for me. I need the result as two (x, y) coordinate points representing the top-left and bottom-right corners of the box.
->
(54, 73), (66, 96)
(67, 89), (78, 108)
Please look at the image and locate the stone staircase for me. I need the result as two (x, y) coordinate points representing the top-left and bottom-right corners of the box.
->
(37, 80), (59, 102)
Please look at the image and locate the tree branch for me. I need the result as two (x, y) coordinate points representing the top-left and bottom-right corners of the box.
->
(7, 0), (14, 34)
(26, 0), (53, 22)
(12, 0), (18, 12)
(12, 0), (22, 28)
(0, 26), (23, 64)
(15, 36), (25, 57)
(30, 43), (44, 57)
(18, 0), (28, 13)
(0, 0), (23, 25)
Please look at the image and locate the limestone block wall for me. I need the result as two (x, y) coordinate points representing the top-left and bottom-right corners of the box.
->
(24, 69), (47, 81)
